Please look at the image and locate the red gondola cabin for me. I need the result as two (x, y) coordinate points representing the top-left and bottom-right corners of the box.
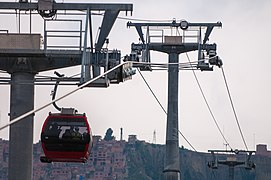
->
(40, 112), (92, 163)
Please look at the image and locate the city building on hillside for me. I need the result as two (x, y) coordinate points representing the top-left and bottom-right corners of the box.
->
(256, 144), (271, 157)
(128, 135), (137, 144)
(89, 135), (127, 179)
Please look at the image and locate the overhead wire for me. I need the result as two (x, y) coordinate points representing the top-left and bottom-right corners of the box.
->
(0, 62), (128, 131)
(0, 73), (82, 85)
(117, 16), (173, 22)
(0, 60), (200, 85)
(133, 60), (201, 66)
(132, 60), (202, 71)
(185, 53), (233, 150)
(137, 68), (197, 152)
(221, 67), (249, 151)
(0, 58), (244, 152)
(35, 72), (81, 80)
(118, 9), (247, 151)
(90, 12), (173, 22)
(0, 2), (247, 153)
(15, 7), (173, 23)
(178, 130), (197, 152)
(137, 68), (167, 114)
(0, 60), (198, 150)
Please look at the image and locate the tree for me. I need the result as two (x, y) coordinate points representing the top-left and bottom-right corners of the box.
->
(104, 128), (114, 141)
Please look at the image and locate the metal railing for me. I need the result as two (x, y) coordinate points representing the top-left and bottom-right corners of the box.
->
(44, 19), (83, 51)
(148, 29), (164, 43)
(147, 27), (200, 44)
(182, 28), (200, 43)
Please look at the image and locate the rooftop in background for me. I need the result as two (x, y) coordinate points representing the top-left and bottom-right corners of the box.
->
(256, 144), (271, 158)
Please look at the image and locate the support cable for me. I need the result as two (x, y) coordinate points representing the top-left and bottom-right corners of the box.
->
(221, 67), (249, 151)
(36, 72), (81, 79)
(137, 68), (197, 152)
(178, 130), (197, 152)
(0, 62), (128, 131)
(117, 16), (173, 22)
(137, 68), (167, 114)
(132, 60), (203, 71)
(89, 12), (173, 22)
(35, 72), (81, 82)
(0, 61), (203, 85)
(185, 53), (233, 150)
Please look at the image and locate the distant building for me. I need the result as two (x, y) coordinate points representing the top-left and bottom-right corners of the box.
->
(128, 135), (137, 144)
(88, 135), (127, 179)
(1, 134), (142, 179)
(256, 144), (271, 157)
(50, 168), (71, 179)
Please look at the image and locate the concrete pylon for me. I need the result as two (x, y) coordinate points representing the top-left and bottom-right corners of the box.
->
(9, 72), (35, 180)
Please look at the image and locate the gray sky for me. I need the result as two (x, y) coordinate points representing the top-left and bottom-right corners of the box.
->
(0, 0), (271, 152)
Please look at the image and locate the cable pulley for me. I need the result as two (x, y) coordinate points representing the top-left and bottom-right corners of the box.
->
(38, 0), (57, 18)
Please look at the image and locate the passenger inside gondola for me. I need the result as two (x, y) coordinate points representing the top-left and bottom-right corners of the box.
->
(62, 129), (72, 140)
(48, 123), (61, 137)
(72, 127), (82, 140)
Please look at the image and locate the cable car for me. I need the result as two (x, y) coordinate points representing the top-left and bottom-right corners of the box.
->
(40, 108), (92, 163)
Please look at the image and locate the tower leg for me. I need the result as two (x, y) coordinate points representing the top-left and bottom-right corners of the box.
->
(229, 166), (234, 180)
(9, 72), (34, 180)
(164, 53), (180, 180)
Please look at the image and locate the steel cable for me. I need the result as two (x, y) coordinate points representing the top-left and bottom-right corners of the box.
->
(137, 68), (197, 152)
(221, 67), (248, 151)
(185, 53), (233, 150)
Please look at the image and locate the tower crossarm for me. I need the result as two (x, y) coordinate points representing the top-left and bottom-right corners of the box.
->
(127, 20), (222, 45)
(0, 2), (133, 12)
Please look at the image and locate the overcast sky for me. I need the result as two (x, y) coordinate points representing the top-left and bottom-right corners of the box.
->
(0, 0), (271, 152)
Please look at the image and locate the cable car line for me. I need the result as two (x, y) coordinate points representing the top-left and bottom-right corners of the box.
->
(221, 67), (249, 151)
(137, 69), (167, 114)
(133, 59), (206, 66)
(117, 16), (173, 23)
(132, 60), (205, 71)
(178, 129), (197, 152)
(0, 72), (82, 86)
(34, 72), (81, 84)
(185, 53), (233, 150)
(0, 62), (129, 131)
(137, 57), (249, 151)
(137, 69), (197, 152)
(1, 60), (196, 131)
(0, 59), (240, 154)
(91, 11), (173, 23)
(0, 60), (205, 86)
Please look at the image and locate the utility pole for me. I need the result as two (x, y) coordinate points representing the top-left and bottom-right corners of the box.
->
(120, 127), (123, 141)
(0, 1), (133, 179)
(128, 20), (222, 180)
(208, 149), (256, 180)
(153, 130), (156, 144)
